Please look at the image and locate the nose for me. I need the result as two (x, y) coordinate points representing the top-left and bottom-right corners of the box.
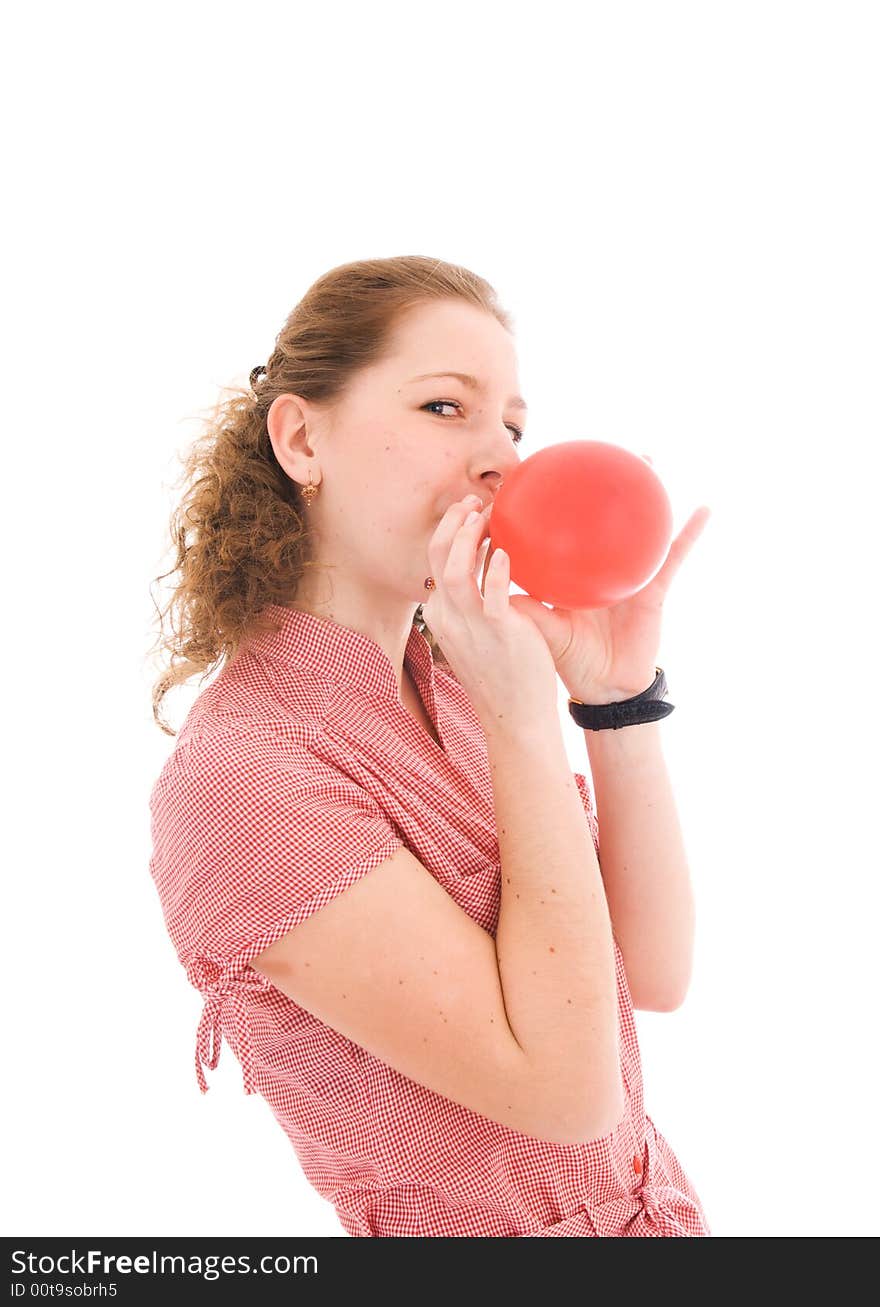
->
(480, 468), (510, 502)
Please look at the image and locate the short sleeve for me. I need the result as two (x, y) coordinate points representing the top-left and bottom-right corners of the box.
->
(149, 737), (404, 1094)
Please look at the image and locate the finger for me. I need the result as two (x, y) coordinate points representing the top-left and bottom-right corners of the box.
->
(442, 505), (491, 597)
(646, 506), (711, 595)
(669, 507), (711, 564)
(480, 537), (496, 599)
(481, 544), (510, 619)
(426, 496), (483, 581)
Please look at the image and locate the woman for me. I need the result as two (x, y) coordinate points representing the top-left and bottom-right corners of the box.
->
(148, 254), (712, 1236)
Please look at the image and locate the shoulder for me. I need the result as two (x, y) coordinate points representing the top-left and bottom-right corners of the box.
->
(154, 701), (392, 846)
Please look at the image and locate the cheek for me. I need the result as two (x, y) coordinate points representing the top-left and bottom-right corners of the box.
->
(357, 432), (446, 523)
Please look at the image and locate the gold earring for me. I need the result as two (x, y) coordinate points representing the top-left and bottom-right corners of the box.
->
(301, 471), (319, 506)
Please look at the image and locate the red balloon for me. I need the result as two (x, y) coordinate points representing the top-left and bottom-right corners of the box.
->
(489, 440), (674, 609)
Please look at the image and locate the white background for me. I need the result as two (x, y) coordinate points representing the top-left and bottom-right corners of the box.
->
(4, 0), (878, 1239)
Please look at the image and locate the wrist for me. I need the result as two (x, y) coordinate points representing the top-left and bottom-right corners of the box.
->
(480, 703), (564, 749)
(568, 670), (659, 706)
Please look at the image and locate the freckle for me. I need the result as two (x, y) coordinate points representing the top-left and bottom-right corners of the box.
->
(567, 998), (572, 1004)
(506, 877), (510, 884)
(551, 888), (557, 894)
(304, 961), (310, 967)
(342, 993), (347, 998)
(398, 978), (404, 984)
(539, 899), (544, 904)
(548, 946), (555, 953)
(433, 969), (438, 975)
(515, 893), (520, 899)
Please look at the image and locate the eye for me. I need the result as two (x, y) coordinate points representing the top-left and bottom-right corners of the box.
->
(422, 399), (524, 445)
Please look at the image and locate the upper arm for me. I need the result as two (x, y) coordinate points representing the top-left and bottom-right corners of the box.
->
(157, 741), (602, 1144)
(250, 842), (593, 1145)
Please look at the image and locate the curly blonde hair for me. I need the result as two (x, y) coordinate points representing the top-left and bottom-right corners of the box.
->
(148, 254), (515, 735)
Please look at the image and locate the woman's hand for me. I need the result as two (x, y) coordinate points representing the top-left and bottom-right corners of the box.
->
(483, 459), (712, 704)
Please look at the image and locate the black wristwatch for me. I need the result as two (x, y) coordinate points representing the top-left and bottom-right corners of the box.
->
(567, 667), (675, 730)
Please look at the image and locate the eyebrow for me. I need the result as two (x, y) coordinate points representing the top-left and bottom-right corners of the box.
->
(407, 371), (528, 414)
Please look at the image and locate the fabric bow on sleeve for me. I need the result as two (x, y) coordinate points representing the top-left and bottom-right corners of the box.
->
(186, 956), (273, 1096)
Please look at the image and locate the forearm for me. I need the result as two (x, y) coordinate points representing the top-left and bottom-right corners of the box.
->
(485, 713), (624, 1141)
(584, 719), (695, 1010)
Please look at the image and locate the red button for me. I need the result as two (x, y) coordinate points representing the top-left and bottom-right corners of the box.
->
(633, 1154), (643, 1175)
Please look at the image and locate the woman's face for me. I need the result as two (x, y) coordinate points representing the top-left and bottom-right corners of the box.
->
(274, 297), (528, 606)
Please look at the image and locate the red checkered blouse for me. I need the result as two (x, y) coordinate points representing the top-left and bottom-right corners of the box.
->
(149, 604), (710, 1237)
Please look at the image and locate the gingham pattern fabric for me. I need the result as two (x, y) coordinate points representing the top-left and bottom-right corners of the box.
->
(149, 604), (710, 1237)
